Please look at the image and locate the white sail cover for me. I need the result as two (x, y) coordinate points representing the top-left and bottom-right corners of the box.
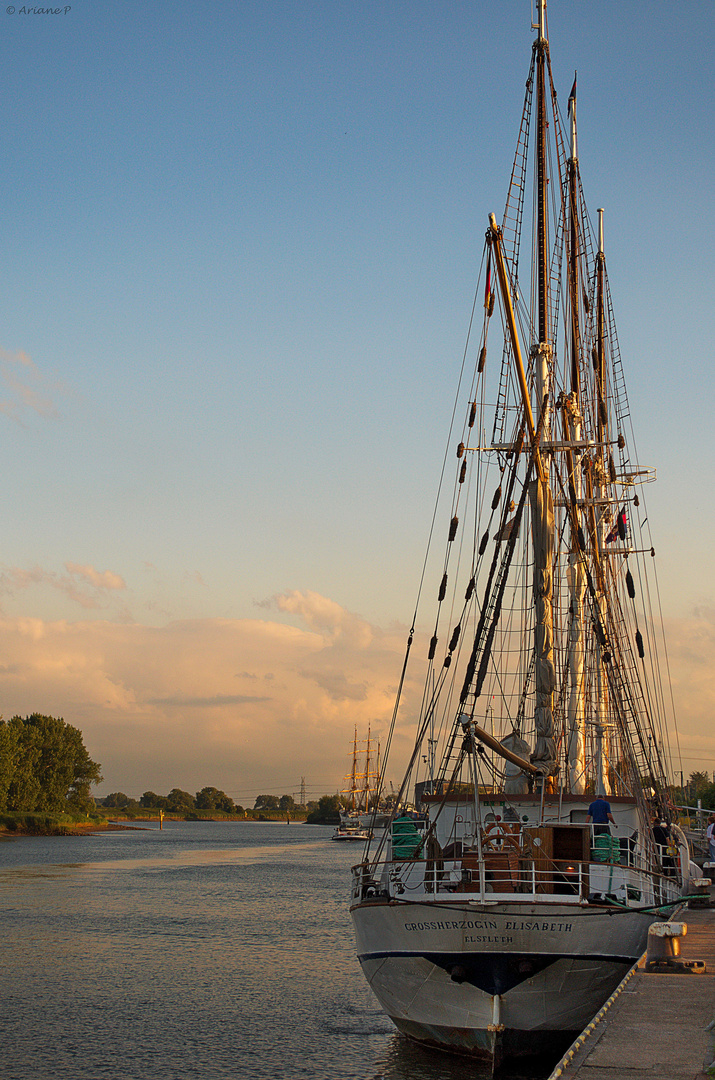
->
(501, 732), (532, 794)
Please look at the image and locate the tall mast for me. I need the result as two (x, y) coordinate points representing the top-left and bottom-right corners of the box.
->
(535, 2), (549, 353)
(364, 723), (372, 810)
(533, 0), (551, 437)
(594, 207), (611, 795)
(349, 725), (359, 811)
(568, 74), (580, 397)
(565, 74), (586, 793)
(596, 208), (607, 447)
(529, 0), (556, 789)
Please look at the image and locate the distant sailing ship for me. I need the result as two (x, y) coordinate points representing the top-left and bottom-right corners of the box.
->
(348, 2), (691, 1073)
(341, 725), (390, 830)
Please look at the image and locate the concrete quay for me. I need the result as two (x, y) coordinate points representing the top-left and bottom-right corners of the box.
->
(547, 902), (715, 1080)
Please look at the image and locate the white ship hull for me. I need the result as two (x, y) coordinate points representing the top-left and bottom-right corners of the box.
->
(351, 899), (655, 1066)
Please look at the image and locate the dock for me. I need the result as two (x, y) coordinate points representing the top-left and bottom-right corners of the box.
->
(548, 899), (715, 1080)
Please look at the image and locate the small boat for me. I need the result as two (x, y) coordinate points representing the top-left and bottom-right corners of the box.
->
(332, 823), (371, 842)
(349, 2), (690, 1073)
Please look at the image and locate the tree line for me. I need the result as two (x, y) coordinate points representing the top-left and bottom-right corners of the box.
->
(0, 714), (102, 815)
(101, 787), (246, 814)
(101, 790), (344, 821)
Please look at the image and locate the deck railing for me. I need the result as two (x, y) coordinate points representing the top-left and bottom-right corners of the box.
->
(351, 855), (681, 908)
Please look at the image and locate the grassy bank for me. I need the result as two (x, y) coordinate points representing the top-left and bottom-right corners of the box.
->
(0, 808), (312, 836)
(98, 808), (309, 823)
(0, 811), (110, 835)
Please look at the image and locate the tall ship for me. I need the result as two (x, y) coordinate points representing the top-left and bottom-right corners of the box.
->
(349, 2), (690, 1071)
(341, 725), (389, 830)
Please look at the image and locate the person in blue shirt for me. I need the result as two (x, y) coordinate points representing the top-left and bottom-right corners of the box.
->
(587, 796), (615, 836)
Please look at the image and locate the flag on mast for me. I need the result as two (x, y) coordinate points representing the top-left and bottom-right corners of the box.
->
(605, 506), (627, 544)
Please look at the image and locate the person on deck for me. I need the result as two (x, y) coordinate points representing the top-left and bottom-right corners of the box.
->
(587, 796), (615, 836)
(706, 814), (715, 862)
(652, 819), (676, 874)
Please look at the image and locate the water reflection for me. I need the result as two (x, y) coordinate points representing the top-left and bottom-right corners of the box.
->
(367, 1034), (556, 1080)
(0, 823), (559, 1080)
(0, 834), (333, 879)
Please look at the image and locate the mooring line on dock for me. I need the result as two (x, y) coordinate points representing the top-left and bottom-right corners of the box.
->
(546, 956), (643, 1079)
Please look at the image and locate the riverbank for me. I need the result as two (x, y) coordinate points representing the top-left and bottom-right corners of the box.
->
(0, 812), (315, 836)
(0, 814), (154, 837)
(99, 812), (312, 825)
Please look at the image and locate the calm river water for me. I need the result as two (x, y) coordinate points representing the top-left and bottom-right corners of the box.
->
(0, 821), (555, 1080)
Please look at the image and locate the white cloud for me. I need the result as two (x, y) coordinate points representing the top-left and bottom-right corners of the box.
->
(0, 597), (420, 800)
(0, 348), (69, 423)
(0, 562), (126, 610)
(64, 563), (126, 591)
(272, 589), (374, 648)
(0, 590), (707, 802)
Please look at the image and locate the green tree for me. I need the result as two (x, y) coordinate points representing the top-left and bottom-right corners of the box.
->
(102, 792), (140, 810)
(4, 714), (102, 814)
(254, 794), (280, 812)
(196, 786), (235, 812)
(166, 788), (196, 812)
(306, 794), (341, 824)
(0, 720), (19, 812)
(279, 794), (296, 814)
(690, 771), (711, 798)
(5, 716), (41, 811)
(702, 784), (715, 811)
(103, 792), (132, 808)
(140, 791), (168, 809)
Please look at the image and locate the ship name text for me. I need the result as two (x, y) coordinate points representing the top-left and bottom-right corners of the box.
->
(404, 919), (573, 933)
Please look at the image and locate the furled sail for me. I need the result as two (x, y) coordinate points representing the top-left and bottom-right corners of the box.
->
(529, 478), (557, 777)
(501, 732), (532, 794)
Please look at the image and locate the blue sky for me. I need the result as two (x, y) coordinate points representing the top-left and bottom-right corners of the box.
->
(0, 1), (712, 801)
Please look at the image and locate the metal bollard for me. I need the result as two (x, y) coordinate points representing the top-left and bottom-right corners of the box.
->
(645, 921), (706, 974)
(646, 921), (686, 965)
(688, 877), (711, 909)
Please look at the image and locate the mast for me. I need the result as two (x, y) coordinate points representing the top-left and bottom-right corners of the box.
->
(565, 75), (586, 793)
(567, 74), (580, 398)
(596, 209), (606, 443)
(363, 723), (374, 811)
(345, 725), (359, 812)
(489, 215), (545, 483)
(535, 3), (549, 355)
(594, 208), (611, 795)
(529, 0), (556, 787)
